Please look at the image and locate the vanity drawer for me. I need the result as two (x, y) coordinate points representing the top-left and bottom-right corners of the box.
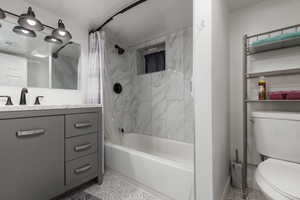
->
(65, 113), (98, 138)
(65, 153), (98, 186)
(65, 133), (97, 161)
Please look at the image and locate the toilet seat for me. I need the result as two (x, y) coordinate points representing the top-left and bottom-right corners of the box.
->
(255, 159), (300, 200)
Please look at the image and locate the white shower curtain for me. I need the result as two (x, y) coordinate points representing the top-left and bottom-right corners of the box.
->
(87, 31), (106, 174)
(86, 31), (105, 104)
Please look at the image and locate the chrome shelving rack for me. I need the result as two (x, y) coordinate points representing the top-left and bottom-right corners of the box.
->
(242, 23), (300, 199)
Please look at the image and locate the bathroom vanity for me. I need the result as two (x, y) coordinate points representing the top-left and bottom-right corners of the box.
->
(0, 105), (102, 200)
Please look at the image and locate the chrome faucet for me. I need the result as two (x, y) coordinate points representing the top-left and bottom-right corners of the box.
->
(0, 96), (13, 105)
(19, 88), (28, 105)
(34, 96), (44, 105)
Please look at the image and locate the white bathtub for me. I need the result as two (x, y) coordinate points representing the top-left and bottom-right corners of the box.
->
(105, 133), (194, 200)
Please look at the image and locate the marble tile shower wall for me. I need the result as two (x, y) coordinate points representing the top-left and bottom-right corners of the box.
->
(103, 38), (134, 144)
(104, 27), (194, 144)
(130, 27), (194, 143)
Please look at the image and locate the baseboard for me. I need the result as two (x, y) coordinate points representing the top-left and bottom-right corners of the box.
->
(221, 177), (231, 200)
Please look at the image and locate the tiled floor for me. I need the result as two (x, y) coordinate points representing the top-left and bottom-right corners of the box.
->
(60, 169), (166, 200)
(59, 191), (99, 200)
(60, 169), (266, 200)
(225, 187), (266, 200)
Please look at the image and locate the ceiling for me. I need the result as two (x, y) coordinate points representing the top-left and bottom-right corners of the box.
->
(25, 0), (148, 29)
(24, 0), (262, 46)
(104, 0), (192, 46)
(26, 0), (192, 46)
(228, 0), (264, 11)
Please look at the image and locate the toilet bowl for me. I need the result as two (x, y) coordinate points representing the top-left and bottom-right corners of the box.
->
(255, 159), (300, 200)
(251, 111), (300, 200)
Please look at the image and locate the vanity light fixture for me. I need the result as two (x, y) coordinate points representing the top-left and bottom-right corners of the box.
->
(13, 26), (36, 37)
(52, 19), (72, 41)
(44, 35), (62, 44)
(0, 8), (6, 28)
(18, 7), (44, 31)
(2, 7), (72, 42)
(0, 8), (6, 19)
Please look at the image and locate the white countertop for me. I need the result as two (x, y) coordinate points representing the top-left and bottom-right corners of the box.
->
(0, 104), (102, 112)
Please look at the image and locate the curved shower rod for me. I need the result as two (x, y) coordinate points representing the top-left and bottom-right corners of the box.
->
(89, 0), (148, 34)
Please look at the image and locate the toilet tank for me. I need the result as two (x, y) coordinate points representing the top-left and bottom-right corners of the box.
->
(252, 111), (300, 163)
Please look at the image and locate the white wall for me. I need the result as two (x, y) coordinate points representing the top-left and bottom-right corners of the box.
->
(194, 0), (213, 199)
(194, 0), (229, 199)
(0, 53), (27, 87)
(211, 0), (230, 199)
(0, 0), (89, 105)
(229, 0), (300, 188)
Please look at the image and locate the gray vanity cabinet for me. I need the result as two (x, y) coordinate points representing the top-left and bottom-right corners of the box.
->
(0, 116), (65, 200)
(0, 107), (102, 200)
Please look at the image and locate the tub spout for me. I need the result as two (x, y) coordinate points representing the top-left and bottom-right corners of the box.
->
(119, 128), (126, 136)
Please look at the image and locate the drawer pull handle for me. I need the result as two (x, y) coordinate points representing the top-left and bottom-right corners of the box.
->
(74, 143), (92, 152)
(74, 164), (92, 174)
(16, 129), (45, 137)
(74, 122), (92, 129)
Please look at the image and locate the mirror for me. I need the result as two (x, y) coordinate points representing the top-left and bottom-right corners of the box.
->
(52, 42), (80, 90)
(0, 18), (80, 90)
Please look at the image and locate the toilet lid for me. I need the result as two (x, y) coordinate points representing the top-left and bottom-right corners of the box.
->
(257, 159), (300, 200)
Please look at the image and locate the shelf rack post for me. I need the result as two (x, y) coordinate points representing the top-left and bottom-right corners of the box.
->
(242, 34), (248, 199)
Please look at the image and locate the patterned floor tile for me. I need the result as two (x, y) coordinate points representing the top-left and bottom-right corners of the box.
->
(59, 191), (101, 200)
(85, 169), (163, 200)
(60, 169), (164, 200)
(225, 187), (266, 200)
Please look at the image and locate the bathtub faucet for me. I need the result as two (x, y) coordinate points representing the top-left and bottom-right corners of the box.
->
(119, 128), (126, 136)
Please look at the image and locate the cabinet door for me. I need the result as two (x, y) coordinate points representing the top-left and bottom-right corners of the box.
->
(0, 116), (64, 200)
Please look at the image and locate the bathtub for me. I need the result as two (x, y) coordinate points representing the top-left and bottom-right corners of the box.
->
(105, 133), (194, 200)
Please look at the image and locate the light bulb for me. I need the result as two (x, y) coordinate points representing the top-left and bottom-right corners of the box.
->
(26, 19), (37, 26)
(58, 30), (66, 36)
(21, 29), (30, 34)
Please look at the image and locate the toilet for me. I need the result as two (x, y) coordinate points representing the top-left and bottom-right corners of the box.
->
(252, 111), (300, 200)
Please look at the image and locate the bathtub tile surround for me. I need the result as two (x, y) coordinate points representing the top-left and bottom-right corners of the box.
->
(103, 27), (194, 144)
(165, 100), (185, 141)
(184, 79), (195, 143)
(133, 28), (194, 143)
(166, 31), (184, 73)
(182, 28), (193, 81)
(151, 72), (168, 137)
(130, 28), (194, 143)
(103, 37), (134, 144)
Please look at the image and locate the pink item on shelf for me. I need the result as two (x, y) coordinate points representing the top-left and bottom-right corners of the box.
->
(287, 90), (300, 100)
(269, 91), (286, 100)
(269, 91), (283, 100)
